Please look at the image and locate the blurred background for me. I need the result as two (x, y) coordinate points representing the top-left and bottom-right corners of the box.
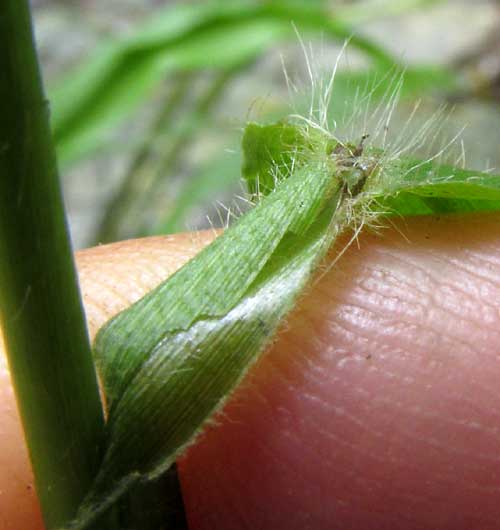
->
(31, 0), (500, 249)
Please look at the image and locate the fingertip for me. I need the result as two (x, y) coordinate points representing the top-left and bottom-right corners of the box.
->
(0, 338), (44, 530)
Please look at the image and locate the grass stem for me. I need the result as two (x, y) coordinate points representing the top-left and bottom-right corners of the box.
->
(0, 2), (106, 528)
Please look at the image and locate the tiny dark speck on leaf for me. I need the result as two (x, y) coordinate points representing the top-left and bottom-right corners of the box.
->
(257, 318), (271, 335)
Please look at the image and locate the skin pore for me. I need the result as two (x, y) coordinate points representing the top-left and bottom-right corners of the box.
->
(2, 214), (500, 530)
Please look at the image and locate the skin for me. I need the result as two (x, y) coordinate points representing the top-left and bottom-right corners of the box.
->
(1, 214), (500, 529)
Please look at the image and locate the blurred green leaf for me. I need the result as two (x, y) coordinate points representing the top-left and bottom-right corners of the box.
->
(50, 1), (398, 166)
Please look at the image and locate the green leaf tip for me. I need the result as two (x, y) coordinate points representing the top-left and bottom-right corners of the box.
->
(242, 121), (342, 196)
(243, 121), (311, 195)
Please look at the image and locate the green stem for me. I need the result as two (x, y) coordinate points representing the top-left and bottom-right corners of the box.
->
(0, 3), (106, 529)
